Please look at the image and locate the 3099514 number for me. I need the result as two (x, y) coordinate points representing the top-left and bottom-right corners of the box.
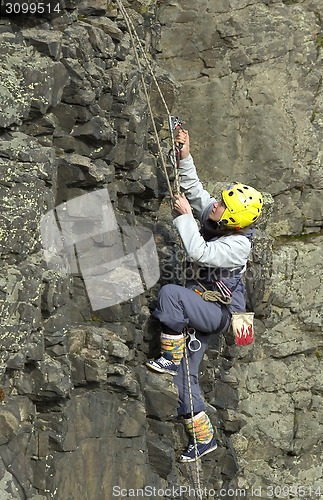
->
(0, 0), (62, 16)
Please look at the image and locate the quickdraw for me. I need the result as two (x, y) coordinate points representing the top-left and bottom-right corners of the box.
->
(168, 115), (184, 170)
(167, 115), (184, 196)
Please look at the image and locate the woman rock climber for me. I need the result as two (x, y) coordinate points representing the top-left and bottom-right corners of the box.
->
(146, 129), (263, 463)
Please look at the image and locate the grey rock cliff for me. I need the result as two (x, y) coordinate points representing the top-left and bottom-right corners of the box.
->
(157, 0), (323, 495)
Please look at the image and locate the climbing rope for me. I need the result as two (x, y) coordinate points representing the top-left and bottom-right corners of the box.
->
(115, 0), (181, 201)
(200, 291), (231, 303)
(115, 2), (205, 493)
(115, 0), (171, 114)
(195, 280), (232, 304)
(115, 0), (185, 288)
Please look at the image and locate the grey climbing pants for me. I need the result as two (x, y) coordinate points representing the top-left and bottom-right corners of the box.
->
(153, 284), (231, 416)
(153, 283), (228, 333)
(174, 330), (211, 416)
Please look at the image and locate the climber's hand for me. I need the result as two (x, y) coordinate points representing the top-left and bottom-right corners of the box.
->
(174, 193), (192, 215)
(176, 129), (190, 160)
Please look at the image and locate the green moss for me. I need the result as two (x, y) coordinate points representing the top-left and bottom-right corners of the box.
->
(316, 34), (323, 49)
(91, 313), (104, 323)
(131, 0), (155, 16)
(315, 349), (322, 361)
(273, 232), (322, 248)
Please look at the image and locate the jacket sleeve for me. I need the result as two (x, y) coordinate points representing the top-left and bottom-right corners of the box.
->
(178, 154), (215, 223)
(173, 213), (251, 269)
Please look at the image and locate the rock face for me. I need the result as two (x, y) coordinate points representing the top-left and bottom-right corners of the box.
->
(0, 0), (322, 499)
(156, 0), (323, 495)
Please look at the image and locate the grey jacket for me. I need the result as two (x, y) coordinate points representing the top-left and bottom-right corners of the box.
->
(173, 154), (251, 271)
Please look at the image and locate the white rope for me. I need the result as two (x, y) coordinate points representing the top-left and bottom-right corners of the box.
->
(115, 0), (180, 200)
(115, 3), (202, 491)
(116, 2), (171, 115)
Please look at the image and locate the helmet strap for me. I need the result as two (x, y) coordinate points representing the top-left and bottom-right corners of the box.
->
(217, 219), (228, 228)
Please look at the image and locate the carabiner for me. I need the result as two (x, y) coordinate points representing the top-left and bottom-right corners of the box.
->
(169, 115), (183, 130)
(186, 328), (202, 352)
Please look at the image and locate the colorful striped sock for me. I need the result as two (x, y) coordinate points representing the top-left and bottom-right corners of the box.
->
(160, 332), (185, 365)
(184, 411), (214, 444)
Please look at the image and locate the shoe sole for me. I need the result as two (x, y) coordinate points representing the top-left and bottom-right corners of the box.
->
(179, 443), (218, 463)
(145, 362), (178, 376)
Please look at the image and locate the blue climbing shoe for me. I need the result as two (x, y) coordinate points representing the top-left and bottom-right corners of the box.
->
(145, 353), (179, 376)
(179, 436), (218, 463)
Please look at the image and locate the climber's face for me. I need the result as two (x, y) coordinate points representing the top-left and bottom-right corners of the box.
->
(209, 200), (226, 222)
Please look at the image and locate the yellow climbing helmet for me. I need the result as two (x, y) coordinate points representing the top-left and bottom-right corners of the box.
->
(220, 183), (263, 229)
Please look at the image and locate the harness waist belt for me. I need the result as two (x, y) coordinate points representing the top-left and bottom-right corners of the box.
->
(207, 266), (244, 280)
(187, 263), (243, 281)
(196, 267), (243, 287)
